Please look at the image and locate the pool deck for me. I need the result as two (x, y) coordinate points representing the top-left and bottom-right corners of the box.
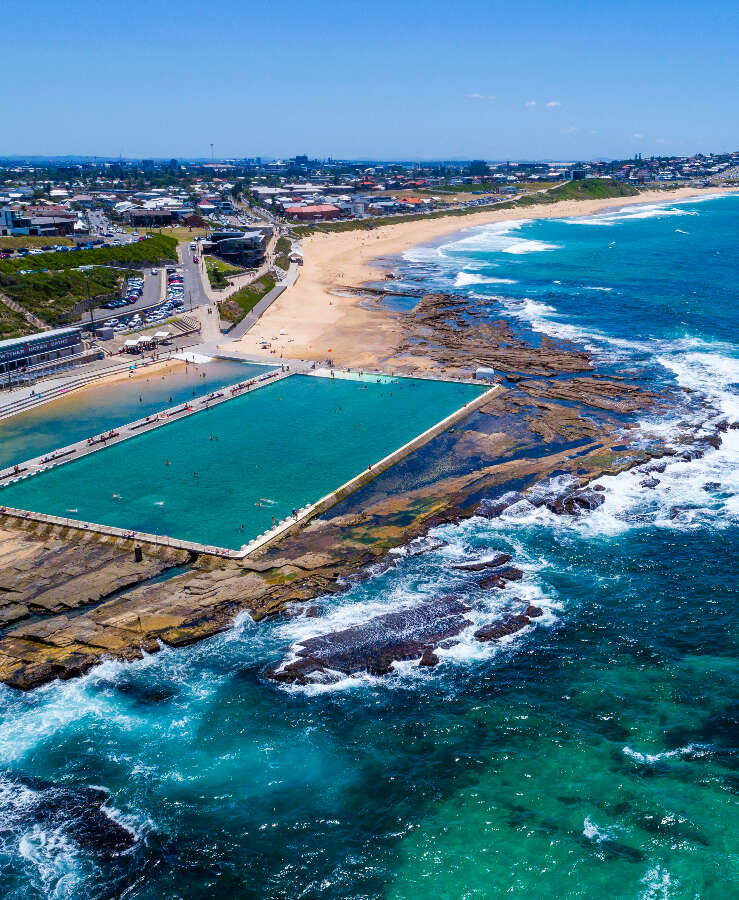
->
(0, 369), (499, 560)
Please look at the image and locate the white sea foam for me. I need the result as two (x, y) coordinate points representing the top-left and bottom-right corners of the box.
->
(454, 272), (518, 287)
(640, 864), (675, 900)
(173, 351), (213, 364)
(583, 815), (616, 843)
(440, 221), (561, 256)
(622, 744), (704, 765)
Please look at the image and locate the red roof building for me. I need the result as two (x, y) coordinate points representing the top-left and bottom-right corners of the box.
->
(285, 204), (340, 222)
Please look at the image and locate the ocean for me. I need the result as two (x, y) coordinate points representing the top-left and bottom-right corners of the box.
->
(1, 194), (737, 898)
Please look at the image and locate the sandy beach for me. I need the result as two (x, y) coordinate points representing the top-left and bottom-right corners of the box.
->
(227, 186), (733, 368)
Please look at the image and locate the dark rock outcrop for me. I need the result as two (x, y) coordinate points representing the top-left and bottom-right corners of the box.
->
(642, 461), (667, 474)
(452, 552), (512, 572)
(525, 605), (543, 618)
(546, 487), (605, 515)
(10, 777), (135, 856)
(476, 492), (524, 518)
(640, 476), (660, 489)
(419, 648), (439, 667)
(479, 566), (524, 589)
(266, 596), (472, 684)
(474, 614), (531, 642)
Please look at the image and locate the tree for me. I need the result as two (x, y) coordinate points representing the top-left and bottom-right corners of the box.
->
(469, 160), (489, 177)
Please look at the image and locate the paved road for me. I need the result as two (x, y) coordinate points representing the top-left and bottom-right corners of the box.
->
(180, 243), (210, 311)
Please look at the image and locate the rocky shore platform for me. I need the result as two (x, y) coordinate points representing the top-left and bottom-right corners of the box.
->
(1, 289), (728, 691)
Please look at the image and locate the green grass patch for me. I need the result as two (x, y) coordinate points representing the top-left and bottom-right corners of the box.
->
(511, 178), (640, 205)
(275, 236), (291, 255)
(218, 273), (276, 325)
(0, 302), (35, 341)
(0, 234), (177, 276)
(0, 235), (76, 250)
(205, 255), (244, 289)
(0, 267), (132, 326)
(275, 254), (291, 271)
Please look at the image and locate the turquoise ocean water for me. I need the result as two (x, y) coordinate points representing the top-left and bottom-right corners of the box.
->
(0, 195), (737, 898)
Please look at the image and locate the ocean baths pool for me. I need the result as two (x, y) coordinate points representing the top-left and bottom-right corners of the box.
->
(0, 374), (485, 550)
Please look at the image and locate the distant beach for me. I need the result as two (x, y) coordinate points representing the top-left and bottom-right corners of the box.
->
(228, 185), (737, 368)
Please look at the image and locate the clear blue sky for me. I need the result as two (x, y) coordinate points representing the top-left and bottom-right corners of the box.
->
(4, 0), (739, 160)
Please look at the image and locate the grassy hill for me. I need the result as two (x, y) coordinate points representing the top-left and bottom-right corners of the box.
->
(0, 234), (177, 276)
(0, 302), (35, 341)
(0, 267), (133, 327)
(511, 178), (640, 206)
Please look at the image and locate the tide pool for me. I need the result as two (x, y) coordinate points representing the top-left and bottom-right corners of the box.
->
(0, 374), (482, 548)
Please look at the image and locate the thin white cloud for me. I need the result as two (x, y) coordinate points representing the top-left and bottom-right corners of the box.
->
(632, 132), (644, 139)
(562, 126), (578, 134)
(525, 100), (537, 107)
(546, 100), (561, 107)
(466, 92), (495, 101)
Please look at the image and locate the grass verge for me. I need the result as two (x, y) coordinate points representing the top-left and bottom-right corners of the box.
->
(217, 273), (276, 325)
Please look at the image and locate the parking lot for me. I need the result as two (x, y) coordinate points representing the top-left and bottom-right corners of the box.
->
(96, 266), (185, 336)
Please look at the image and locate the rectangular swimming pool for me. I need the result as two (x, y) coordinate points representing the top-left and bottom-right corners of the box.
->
(0, 374), (484, 549)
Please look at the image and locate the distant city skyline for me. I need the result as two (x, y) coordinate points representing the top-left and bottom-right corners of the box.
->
(4, 0), (739, 159)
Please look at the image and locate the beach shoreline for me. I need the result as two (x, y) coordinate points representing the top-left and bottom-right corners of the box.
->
(227, 186), (737, 368)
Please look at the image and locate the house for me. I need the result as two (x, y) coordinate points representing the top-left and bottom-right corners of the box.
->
(0, 206), (32, 235)
(123, 208), (176, 227)
(285, 204), (340, 222)
(203, 230), (266, 267)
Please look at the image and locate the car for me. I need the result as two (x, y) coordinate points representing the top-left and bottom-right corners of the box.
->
(151, 267), (158, 275)
(41, 245), (53, 251)
(192, 256), (198, 263)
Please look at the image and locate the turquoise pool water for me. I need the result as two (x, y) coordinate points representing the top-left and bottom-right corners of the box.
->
(0, 359), (273, 470)
(0, 374), (483, 549)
